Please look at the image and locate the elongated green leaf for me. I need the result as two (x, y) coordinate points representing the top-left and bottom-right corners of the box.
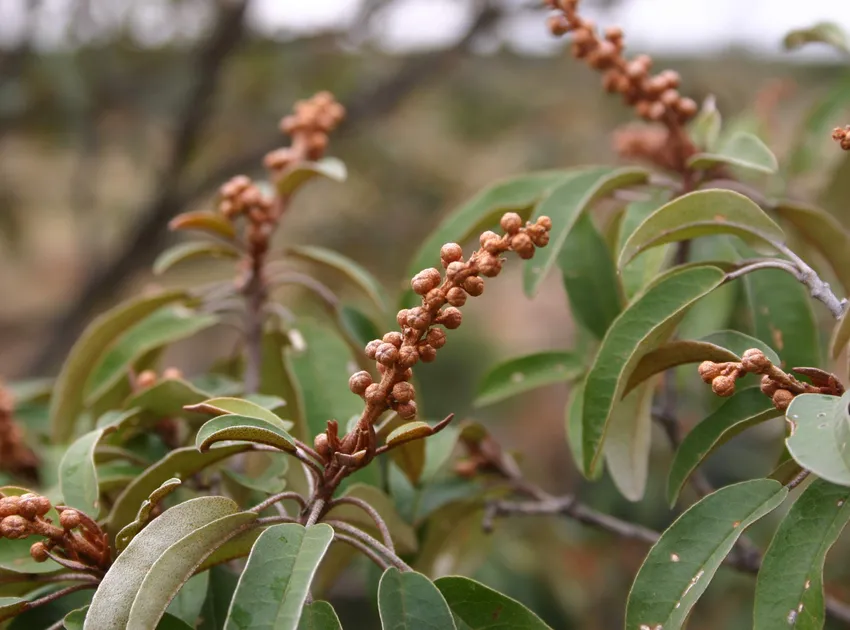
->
(376, 412), (426, 485)
(195, 414), (296, 453)
(378, 568), (456, 630)
(125, 378), (211, 420)
(435, 576), (551, 629)
(86, 497), (243, 630)
(297, 601), (342, 630)
(407, 171), (572, 281)
(774, 201), (850, 295)
(784, 21), (850, 54)
(626, 479), (788, 630)
(830, 310), (850, 359)
(474, 352), (584, 407)
(50, 290), (188, 442)
(668, 388), (779, 506)
(69, 608), (193, 630)
(108, 445), (249, 537)
(261, 329), (307, 440)
(185, 397), (291, 432)
(153, 242), (240, 276)
(755, 479), (850, 629)
(290, 319), (362, 441)
(127, 512), (256, 630)
(604, 378), (657, 502)
(558, 213), (622, 338)
(222, 454), (288, 494)
(786, 393), (850, 486)
(168, 211), (237, 241)
(224, 524), (334, 630)
(115, 478), (182, 553)
(618, 190), (784, 268)
(618, 191), (673, 299)
(0, 597), (27, 622)
(385, 421), (432, 446)
(331, 484), (418, 554)
(86, 307), (218, 405)
(59, 426), (116, 514)
(525, 167), (648, 296)
(743, 267), (821, 370)
(276, 158), (347, 197)
(688, 132), (779, 174)
(285, 245), (388, 313)
(582, 265), (725, 474)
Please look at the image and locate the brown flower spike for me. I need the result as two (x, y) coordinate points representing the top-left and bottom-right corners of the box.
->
(545, 0), (697, 171)
(313, 212), (552, 474)
(0, 380), (39, 481)
(699, 348), (844, 411)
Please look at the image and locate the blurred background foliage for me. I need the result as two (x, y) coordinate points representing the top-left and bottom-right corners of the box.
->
(3, 0), (850, 627)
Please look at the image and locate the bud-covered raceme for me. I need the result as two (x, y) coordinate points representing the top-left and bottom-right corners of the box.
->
(345, 212), (553, 430)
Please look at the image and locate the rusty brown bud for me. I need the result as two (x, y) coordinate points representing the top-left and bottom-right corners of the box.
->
(59, 510), (81, 530)
(30, 541), (49, 562)
(438, 307), (463, 329)
(398, 346), (419, 369)
(440, 243), (464, 267)
(391, 382), (416, 404)
(396, 401), (418, 420)
(0, 496), (21, 518)
(375, 343), (399, 367)
(365, 339), (382, 360)
(426, 328), (447, 350)
(711, 375), (736, 397)
(772, 389), (794, 411)
(0, 515), (28, 539)
(463, 276), (485, 297)
(364, 383), (385, 405)
(741, 348), (771, 374)
(698, 361), (722, 384)
(348, 371), (373, 396)
(418, 343), (438, 363)
(446, 287), (467, 307)
(760, 375), (779, 397)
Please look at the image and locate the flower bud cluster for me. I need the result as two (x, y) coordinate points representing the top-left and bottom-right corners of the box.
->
(833, 126), (850, 151)
(264, 91), (346, 174)
(217, 175), (276, 258)
(348, 213), (552, 424)
(698, 348), (840, 411)
(545, 0), (696, 125)
(0, 493), (110, 570)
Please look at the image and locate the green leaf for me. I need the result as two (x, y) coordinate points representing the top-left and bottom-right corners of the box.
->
(743, 267), (822, 370)
(222, 454), (288, 494)
(86, 307), (218, 405)
(290, 319), (363, 441)
(688, 95), (722, 151)
(581, 265), (725, 474)
(126, 512), (255, 630)
(604, 378), (657, 502)
(783, 21), (850, 54)
(617, 191), (673, 299)
(125, 378), (211, 420)
(297, 601), (342, 630)
(565, 382), (598, 479)
(166, 571), (209, 628)
(276, 158), (347, 197)
(667, 388), (779, 506)
(435, 576), (551, 629)
(59, 426), (116, 514)
(376, 413), (426, 485)
(0, 597), (27, 623)
(786, 393), (850, 486)
(153, 242), (240, 276)
(107, 445), (250, 538)
(50, 290), (188, 442)
(185, 397), (292, 432)
(624, 331), (780, 397)
(378, 567), (456, 630)
(195, 414), (296, 453)
(754, 479), (850, 629)
(558, 213), (622, 338)
(773, 201), (850, 295)
(115, 478), (182, 553)
(331, 484), (417, 554)
(830, 309), (850, 359)
(63, 605), (88, 629)
(168, 211), (237, 241)
(407, 171), (572, 282)
(618, 190), (784, 269)
(259, 329), (307, 440)
(66, 606), (194, 630)
(524, 167), (648, 297)
(626, 479), (788, 630)
(86, 497), (248, 630)
(224, 523), (334, 630)
(474, 352), (584, 407)
(285, 245), (389, 313)
(688, 132), (779, 174)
